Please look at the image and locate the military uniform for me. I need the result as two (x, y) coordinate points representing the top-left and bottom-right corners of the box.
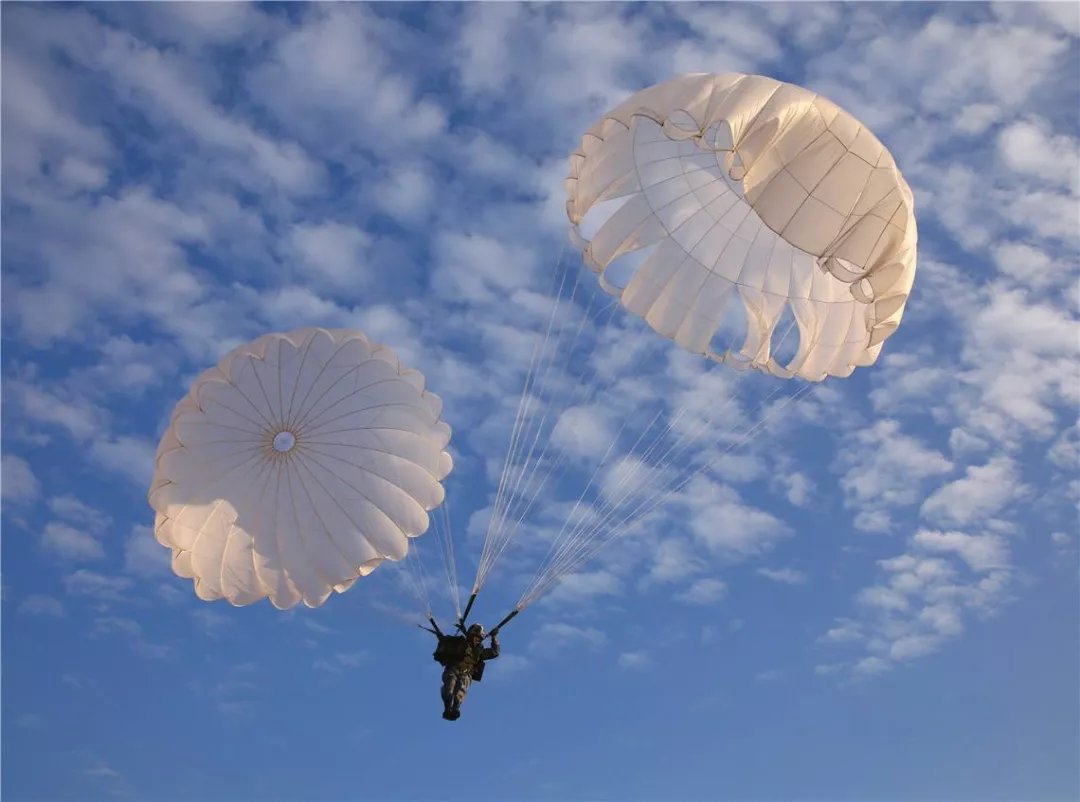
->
(438, 628), (499, 719)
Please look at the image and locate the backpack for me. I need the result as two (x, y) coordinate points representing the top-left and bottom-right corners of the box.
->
(433, 635), (467, 666)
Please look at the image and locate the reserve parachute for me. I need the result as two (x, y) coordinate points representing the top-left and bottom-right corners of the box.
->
(148, 327), (455, 610)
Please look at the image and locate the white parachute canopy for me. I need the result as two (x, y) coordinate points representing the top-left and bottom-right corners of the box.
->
(148, 327), (454, 610)
(565, 72), (919, 381)
(470, 73), (920, 612)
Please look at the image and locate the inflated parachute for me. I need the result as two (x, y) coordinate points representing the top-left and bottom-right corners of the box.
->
(148, 327), (453, 609)
(456, 73), (919, 635)
(565, 72), (918, 380)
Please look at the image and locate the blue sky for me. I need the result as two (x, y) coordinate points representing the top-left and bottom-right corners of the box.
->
(2, 2), (1078, 801)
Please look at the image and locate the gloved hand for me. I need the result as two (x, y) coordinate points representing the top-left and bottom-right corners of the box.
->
(490, 627), (500, 639)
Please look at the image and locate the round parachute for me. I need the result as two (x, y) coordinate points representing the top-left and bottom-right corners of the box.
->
(148, 327), (453, 609)
(565, 72), (918, 381)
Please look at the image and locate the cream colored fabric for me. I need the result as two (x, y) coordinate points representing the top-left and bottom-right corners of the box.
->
(565, 73), (918, 380)
(148, 327), (453, 609)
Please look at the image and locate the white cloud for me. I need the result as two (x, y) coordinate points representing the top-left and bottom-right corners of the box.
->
(822, 531), (1016, 679)
(617, 651), (652, 670)
(839, 420), (954, 533)
(42, 522), (105, 562)
(551, 405), (618, 460)
(757, 568), (807, 585)
(288, 221), (371, 287)
(124, 525), (171, 577)
(432, 231), (540, 307)
(912, 530), (1012, 573)
(755, 669), (782, 682)
(91, 26), (324, 194)
(853, 656), (891, 677)
(302, 618), (334, 636)
(856, 585), (910, 613)
(134, 641), (175, 660)
(648, 538), (704, 584)
(157, 583), (186, 606)
(920, 456), (1029, 527)
(675, 578), (729, 605)
(529, 622), (606, 654)
(134, 1), (268, 46)
(48, 495), (111, 531)
(953, 102), (1002, 135)
(997, 118), (1080, 194)
(92, 615), (143, 638)
(778, 471), (814, 508)
(62, 570), (133, 602)
(1048, 424), (1078, 470)
(1, 455), (40, 503)
(89, 436), (157, 487)
(246, 5), (446, 154)
(686, 477), (790, 559)
(18, 594), (64, 617)
(8, 380), (104, 441)
(814, 663), (845, 676)
(314, 651), (367, 673)
(81, 765), (121, 779)
(377, 166), (434, 221)
(56, 156), (109, 190)
(991, 241), (1075, 290)
(542, 570), (621, 604)
(193, 608), (233, 637)
(820, 619), (862, 644)
(334, 652), (367, 668)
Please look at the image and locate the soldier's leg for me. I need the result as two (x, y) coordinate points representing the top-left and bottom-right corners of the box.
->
(452, 673), (472, 712)
(440, 668), (456, 712)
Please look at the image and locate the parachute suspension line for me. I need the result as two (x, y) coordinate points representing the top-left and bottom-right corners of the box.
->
(435, 498), (462, 621)
(475, 244), (590, 592)
(518, 313), (825, 607)
(482, 271), (591, 567)
(560, 381), (819, 593)
(532, 310), (803, 582)
(507, 322), (702, 603)
(514, 349), (748, 606)
(489, 299), (624, 561)
(527, 400), (678, 596)
(476, 289), (620, 589)
(474, 243), (571, 592)
(520, 381), (818, 607)
(404, 537), (433, 619)
(523, 383), (777, 604)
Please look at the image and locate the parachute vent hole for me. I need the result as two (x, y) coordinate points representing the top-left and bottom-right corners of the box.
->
(769, 305), (802, 369)
(707, 288), (750, 359)
(273, 431), (297, 453)
(603, 244), (658, 293)
(578, 195), (632, 243)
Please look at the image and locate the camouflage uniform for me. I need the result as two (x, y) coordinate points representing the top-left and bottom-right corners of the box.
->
(440, 635), (499, 715)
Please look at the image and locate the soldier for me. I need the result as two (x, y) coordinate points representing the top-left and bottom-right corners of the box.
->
(434, 623), (500, 720)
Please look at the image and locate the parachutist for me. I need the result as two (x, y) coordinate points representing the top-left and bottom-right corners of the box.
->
(432, 623), (500, 720)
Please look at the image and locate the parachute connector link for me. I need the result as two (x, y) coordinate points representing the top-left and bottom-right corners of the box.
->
(489, 607), (521, 637)
(456, 592), (478, 634)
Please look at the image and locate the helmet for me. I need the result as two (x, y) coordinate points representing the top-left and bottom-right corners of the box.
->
(467, 624), (485, 638)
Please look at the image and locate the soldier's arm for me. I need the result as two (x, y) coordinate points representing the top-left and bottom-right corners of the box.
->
(481, 635), (500, 660)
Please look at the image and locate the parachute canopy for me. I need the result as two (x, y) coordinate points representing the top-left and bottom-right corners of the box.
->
(148, 327), (453, 609)
(565, 72), (918, 381)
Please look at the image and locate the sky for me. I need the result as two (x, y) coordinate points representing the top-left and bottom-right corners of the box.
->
(2, 2), (1078, 801)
